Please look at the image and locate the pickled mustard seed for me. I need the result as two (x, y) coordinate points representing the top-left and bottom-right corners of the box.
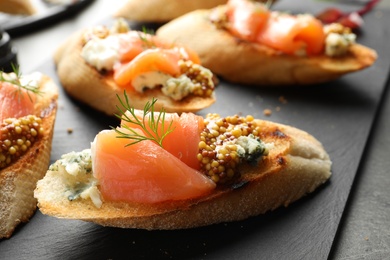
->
(0, 115), (43, 169)
(198, 113), (266, 183)
(179, 60), (215, 97)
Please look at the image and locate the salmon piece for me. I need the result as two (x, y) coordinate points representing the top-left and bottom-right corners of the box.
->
(120, 110), (204, 170)
(117, 35), (145, 63)
(0, 81), (36, 122)
(174, 45), (201, 65)
(113, 30), (201, 88)
(114, 48), (182, 87)
(226, 0), (325, 56)
(227, 0), (270, 41)
(117, 31), (172, 63)
(117, 31), (200, 64)
(257, 13), (325, 56)
(91, 129), (216, 204)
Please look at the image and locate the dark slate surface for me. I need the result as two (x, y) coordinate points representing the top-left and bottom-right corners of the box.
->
(1, 1), (389, 259)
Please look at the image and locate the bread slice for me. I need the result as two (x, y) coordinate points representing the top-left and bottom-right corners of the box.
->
(0, 74), (58, 238)
(54, 30), (216, 116)
(0, 0), (36, 15)
(34, 119), (331, 229)
(156, 10), (377, 85)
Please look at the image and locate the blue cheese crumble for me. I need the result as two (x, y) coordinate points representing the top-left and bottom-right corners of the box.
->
(49, 149), (102, 208)
(324, 23), (356, 57)
(236, 134), (269, 164)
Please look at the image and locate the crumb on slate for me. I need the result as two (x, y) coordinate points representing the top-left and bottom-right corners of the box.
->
(279, 96), (288, 104)
(263, 109), (272, 116)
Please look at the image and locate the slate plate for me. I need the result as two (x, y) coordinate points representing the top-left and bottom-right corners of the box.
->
(0, 0), (94, 37)
(0, 1), (389, 259)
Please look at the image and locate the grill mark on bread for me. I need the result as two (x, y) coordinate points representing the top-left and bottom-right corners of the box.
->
(231, 180), (250, 190)
(277, 156), (286, 166)
(271, 129), (287, 138)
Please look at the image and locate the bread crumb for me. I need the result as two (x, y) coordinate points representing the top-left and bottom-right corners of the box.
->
(364, 237), (369, 241)
(67, 128), (73, 134)
(279, 96), (288, 104)
(276, 106), (281, 112)
(263, 109), (272, 116)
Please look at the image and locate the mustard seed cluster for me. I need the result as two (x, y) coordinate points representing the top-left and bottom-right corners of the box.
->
(179, 60), (215, 98)
(0, 115), (43, 169)
(197, 113), (266, 183)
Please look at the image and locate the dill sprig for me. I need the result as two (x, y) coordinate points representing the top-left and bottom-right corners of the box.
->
(0, 64), (42, 101)
(137, 27), (157, 49)
(113, 91), (174, 147)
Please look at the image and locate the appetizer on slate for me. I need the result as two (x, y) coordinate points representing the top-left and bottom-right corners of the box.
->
(35, 94), (331, 229)
(156, 0), (377, 85)
(54, 19), (216, 115)
(0, 70), (58, 238)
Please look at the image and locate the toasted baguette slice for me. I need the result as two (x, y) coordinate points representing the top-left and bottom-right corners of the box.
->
(54, 30), (216, 116)
(0, 74), (58, 238)
(156, 10), (377, 86)
(0, 0), (36, 15)
(35, 119), (331, 230)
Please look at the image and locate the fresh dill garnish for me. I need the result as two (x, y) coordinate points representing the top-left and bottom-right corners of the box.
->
(0, 64), (42, 101)
(141, 26), (155, 36)
(113, 91), (174, 147)
(265, 0), (274, 9)
(138, 27), (157, 49)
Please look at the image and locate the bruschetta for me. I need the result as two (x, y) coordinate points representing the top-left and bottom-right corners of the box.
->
(34, 95), (331, 229)
(0, 70), (58, 238)
(54, 19), (216, 115)
(156, 0), (377, 85)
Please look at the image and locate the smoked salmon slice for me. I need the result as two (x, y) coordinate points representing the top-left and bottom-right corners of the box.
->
(226, 0), (270, 41)
(0, 81), (36, 122)
(226, 0), (326, 56)
(257, 13), (325, 56)
(120, 110), (204, 170)
(91, 129), (216, 204)
(117, 31), (170, 63)
(113, 30), (201, 89)
(114, 49), (182, 87)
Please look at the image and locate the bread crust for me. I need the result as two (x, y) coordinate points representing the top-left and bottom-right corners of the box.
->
(35, 119), (331, 229)
(114, 0), (228, 22)
(0, 75), (58, 238)
(0, 0), (36, 15)
(156, 10), (377, 85)
(114, 0), (277, 23)
(54, 30), (216, 116)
